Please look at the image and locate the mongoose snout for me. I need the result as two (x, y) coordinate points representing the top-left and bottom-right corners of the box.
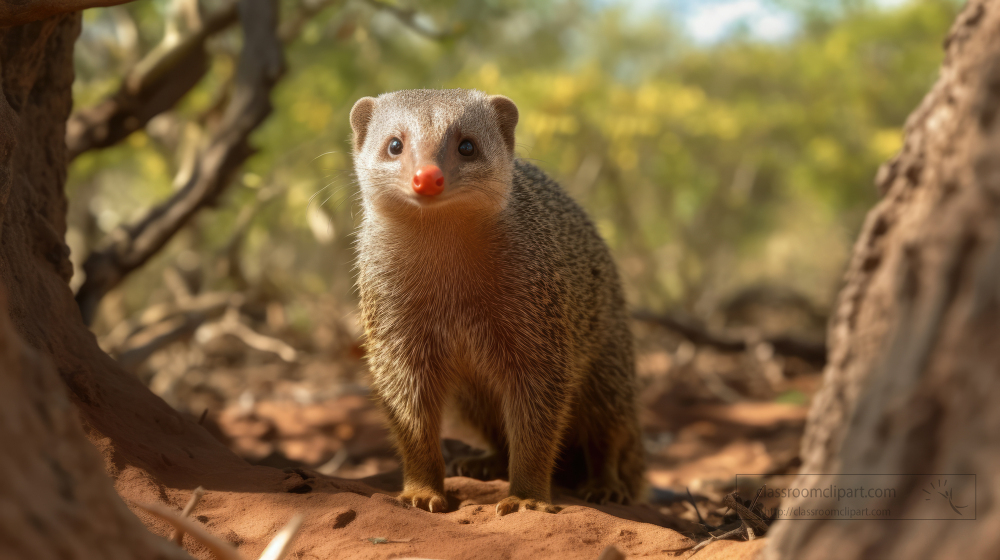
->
(412, 164), (445, 196)
(350, 88), (646, 516)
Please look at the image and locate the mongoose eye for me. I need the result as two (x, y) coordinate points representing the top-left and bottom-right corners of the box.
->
(388, 138), (403, 156)
(458, 139), (475, 157)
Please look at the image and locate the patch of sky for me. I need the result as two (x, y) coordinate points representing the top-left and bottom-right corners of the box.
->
(588, 0), (916, 44)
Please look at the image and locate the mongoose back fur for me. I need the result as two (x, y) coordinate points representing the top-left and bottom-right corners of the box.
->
(349, 88), (645, 515)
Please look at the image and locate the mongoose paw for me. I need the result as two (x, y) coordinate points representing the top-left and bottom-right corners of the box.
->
(495, 496), (562, 516)
(577, 481), (631, 506)
(448, 452), (508, 481)
(398, 488), (448, 513)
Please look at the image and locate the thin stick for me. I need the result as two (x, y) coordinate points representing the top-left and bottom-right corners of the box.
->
(258, 514), (305, 560)
(685, 487), (709, 528)
(138, 501), (242, 560)
(171, 486), (206, 545)
(688, 527), (746, 555)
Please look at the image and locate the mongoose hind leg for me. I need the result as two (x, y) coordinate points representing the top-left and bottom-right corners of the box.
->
(572, 432), (632, 505)
(446, 381), (509, 481)
(572, 360), (646, 506)
(574, 425), (645, 505)
(450, 451), (509, 481)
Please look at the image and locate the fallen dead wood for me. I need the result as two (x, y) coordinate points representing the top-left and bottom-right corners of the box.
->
(103, 290), (234, 350)
(195, 306), (299, 362)
(632, 310), (827, 367)
(75, 0), (286, 325)
(115, 308), (215, 372)
(105, 288), (299, 372)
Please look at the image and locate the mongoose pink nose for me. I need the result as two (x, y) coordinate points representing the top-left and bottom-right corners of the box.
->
(413, 165), (445, 196)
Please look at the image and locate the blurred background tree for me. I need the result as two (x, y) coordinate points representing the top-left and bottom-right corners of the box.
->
(66, 0), (961, 386)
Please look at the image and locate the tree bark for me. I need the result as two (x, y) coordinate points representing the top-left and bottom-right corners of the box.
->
(768, 1), (1000, 557)
(0, 288), (188, 560)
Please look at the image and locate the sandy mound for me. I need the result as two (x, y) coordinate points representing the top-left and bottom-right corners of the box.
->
(116, 462), (765, 559)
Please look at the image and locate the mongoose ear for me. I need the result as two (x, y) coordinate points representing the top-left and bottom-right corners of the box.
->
(350, 97), (376, 151)
(489, 95), (518, 154)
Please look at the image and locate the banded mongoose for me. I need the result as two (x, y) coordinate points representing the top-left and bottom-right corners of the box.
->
(350, 88), (645, 515)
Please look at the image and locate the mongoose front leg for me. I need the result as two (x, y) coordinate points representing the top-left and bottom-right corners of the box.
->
(495, 374), (569, 516)
(376, 368), (449, 513)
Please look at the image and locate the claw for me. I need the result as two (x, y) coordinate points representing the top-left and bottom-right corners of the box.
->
(398, 488), (447, 513)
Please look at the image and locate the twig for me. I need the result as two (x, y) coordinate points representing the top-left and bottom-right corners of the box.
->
(632, 310), (827, 366)
(138, 502), (242, 560)
(671, 486), (774, 557)
(685, 488), (710, 529)
(686, 526), (746, 556)
(139, 502), (304, 560)
(316, 448), (349, 475)
(171, 486), (206, 545)
(721, 488), (770, 538)
(258, 514), (304, 560)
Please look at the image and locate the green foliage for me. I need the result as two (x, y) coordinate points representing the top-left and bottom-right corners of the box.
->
(68, 0), (961, 331)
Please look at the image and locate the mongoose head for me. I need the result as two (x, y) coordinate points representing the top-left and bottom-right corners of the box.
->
(349, 89), (518, 219)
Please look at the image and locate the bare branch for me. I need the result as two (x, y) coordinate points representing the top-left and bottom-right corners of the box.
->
(66, 1), (240, 160)
(0, 0), (134, 28)
(75, 0), (285, 325)
(632, 310), (827, 366)
(68, 0), (350, 162)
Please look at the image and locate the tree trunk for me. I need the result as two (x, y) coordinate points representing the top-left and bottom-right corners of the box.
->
(768, 1), (1000, 557)
(0, 14), (187, 559)
(0, 8), (283, 559)
(0, 289), (188, 559)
